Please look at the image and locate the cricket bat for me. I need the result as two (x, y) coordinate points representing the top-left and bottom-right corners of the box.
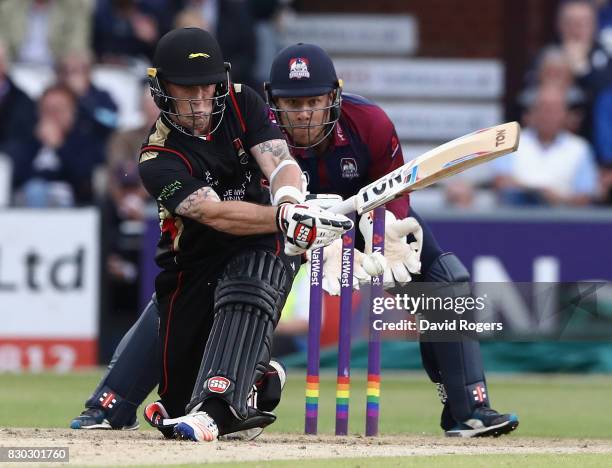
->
(330, 121), (520, 215)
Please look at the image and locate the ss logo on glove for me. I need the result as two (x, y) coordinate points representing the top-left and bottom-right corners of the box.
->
(293, 217), (317, 247)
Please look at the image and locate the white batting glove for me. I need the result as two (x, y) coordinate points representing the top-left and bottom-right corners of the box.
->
(277, 203), (353, 256)
(359, 210), (422, 288)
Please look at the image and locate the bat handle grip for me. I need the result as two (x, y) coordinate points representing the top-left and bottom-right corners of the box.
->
(329, 196), (357, 215)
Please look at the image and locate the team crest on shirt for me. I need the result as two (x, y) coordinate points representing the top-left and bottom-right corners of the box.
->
(340, 158), (359, 179)
(289, 57), (310, 80)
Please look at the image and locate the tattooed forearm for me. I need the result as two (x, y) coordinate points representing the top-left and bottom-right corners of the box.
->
(177, 186), (278, 234)
(176, 186), (220, 218)
(251, 138), (303, 188)
(256, 139), (294, 163)
(251, 139), (303, 203)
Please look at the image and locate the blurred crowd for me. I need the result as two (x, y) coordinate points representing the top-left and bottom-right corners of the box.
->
(0, 0), (290, 207)
(448, 0), (612, 208)
(2, 0), (611, 213)
(0, 0), (290, 326)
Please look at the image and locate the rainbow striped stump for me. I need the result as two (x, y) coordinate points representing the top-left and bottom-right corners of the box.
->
(366, 374), (381, 435)
(305, 375), (320, 434)
(305, 247), (323, 434)
(336, 213), (355, 436)
(366, 206), (385, 436)
(335, 375), (350, 434)
(304, 208), (385, 436)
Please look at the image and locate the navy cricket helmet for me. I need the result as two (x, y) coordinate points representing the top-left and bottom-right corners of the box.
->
(265, 43), (342, 148)
(147, 27), (231, 137)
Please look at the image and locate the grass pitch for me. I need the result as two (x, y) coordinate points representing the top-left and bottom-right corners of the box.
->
(2, 371), (612, 466)
(2, 370), (612, 438)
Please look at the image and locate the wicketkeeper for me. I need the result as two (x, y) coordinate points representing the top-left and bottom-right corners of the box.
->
(263, 43), (519, 438)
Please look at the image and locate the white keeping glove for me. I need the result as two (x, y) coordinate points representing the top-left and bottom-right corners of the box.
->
(306, 238), (371, 296)
(277, 203), (353, 256)
(359, 210), (423, 288)
(304, 193), (384, 294)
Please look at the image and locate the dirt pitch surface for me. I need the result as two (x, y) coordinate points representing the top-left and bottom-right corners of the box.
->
(3, 428), (612, 466)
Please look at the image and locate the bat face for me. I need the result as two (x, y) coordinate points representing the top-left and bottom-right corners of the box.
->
(355, 121), (520, 214)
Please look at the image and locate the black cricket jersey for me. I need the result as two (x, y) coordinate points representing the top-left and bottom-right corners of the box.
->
(138, 84), (283, 271)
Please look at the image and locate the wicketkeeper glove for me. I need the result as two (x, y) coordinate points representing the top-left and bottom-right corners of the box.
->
(302, 194), (386, 294)
(305, 238), (369, 296)
(276, 202), (353, 256)
(359, 210), (422, 288)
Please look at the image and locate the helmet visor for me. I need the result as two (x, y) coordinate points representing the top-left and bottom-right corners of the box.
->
(269, 91), (342, 149)
(151, 71), (230, 138)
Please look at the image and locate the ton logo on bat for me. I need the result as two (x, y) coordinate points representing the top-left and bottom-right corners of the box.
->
(495, 129), (506, 147)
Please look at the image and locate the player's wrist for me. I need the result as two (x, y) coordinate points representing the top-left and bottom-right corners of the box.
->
(272, 186), (305, 206)
(275, 201), (293, 233)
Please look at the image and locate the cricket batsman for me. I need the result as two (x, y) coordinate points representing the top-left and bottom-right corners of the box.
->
(81, 28), (353, 442)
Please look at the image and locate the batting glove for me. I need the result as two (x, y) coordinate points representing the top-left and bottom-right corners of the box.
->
(276, 203), (353, 256)
(304, 193), (344, 210)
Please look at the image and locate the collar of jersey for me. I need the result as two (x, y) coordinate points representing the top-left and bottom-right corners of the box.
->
(332, 121), (349, 148)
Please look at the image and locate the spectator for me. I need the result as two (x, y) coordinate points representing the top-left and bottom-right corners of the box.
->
(0, 41), (36, 155)
(0, 0), (92, 65)
(557, 0), (611, 87)
(56, 51), (119, 150)
(93, 0), (162, 64)
(494, 85), (598, 207)
(10, 84), (104, 206)
(519, 46), (586, 133)
(554, 0), (612, 142)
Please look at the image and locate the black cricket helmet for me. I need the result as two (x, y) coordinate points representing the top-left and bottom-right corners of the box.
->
(265, 43), (342, 149)
(147, 27), (231, 137)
